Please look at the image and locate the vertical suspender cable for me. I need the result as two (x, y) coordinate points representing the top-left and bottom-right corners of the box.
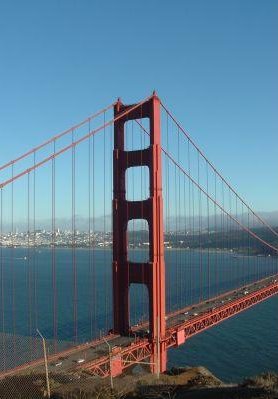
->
(174, 163), (178, 309)
(103, 111), (108, 332)
(206, 162), (210, 300)
(0, 189), (5, 371)
(33, 152), (38, 356)
(110, 120), (113, 330)
(228, 188), (231, 289)
(88, 120), (93, 339)
(235, 194), (239, 288)
(166, 113), (170, 311)
(11, 164), (16, 360)
(187, 139), (193, 304)
(183, 171), (187, 307)
(52, 141), (57, 350)
(198, 153), (202, 302)
(247, 210), (250, 283)
(221, 180), (225, 294)
(242, 202), (245, 287)
(92, 123), (96, 337)
(72, 131), (77, 343)
(177, 126), (182, 309)
(214, 171), (218, 297)
(27, 171), (32, 359)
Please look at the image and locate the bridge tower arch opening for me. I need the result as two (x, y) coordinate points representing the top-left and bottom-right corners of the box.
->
(112, 93), (167, 373)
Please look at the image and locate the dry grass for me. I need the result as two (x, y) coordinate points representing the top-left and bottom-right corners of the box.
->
(1, 368), (277, 399)
(242, 372), (278, 392)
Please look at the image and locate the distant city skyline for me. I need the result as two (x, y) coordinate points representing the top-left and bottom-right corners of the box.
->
(1, 210), (278, 234)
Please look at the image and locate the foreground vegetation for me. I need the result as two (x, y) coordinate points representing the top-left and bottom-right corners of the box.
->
(1, 367), (278, 399)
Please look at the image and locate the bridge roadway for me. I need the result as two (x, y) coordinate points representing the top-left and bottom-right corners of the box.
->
(0, 273), (277, 379)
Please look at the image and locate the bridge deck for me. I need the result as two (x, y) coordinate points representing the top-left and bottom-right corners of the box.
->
(0, 274), (277, 379)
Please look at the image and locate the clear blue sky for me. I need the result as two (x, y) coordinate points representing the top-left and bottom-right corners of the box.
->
(0, 0), (277, 213)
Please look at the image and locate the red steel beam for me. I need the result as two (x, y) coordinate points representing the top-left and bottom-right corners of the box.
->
(166, 279), (278, 347)
(112, 93), (166, 373)
(80, 340), (152, 378)
(80, 280), (278, 378)
(166, 273), (278, 320)
(0, 333), (119, 379)
(159, 102), (278, 239)
(1, 279), (277, 380)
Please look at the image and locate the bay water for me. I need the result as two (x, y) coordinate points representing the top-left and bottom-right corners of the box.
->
(0, 247), (277, 381)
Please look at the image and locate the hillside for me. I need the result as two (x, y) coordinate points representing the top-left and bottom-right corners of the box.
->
(1, 366), (278, 399)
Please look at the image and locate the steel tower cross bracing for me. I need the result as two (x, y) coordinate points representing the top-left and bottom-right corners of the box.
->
(112, 93), (167, 373)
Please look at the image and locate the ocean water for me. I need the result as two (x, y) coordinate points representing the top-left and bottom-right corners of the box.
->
(168, 296), (278, 382)
(0, 247), (277, 381)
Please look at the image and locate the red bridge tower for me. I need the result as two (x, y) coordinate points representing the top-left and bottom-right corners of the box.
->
(112, 93), (166, 373)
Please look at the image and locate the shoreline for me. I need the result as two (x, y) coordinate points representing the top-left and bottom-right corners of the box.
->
(0, 246), (274, 257)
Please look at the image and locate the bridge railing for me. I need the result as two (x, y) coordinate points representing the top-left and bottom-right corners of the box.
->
(0, 94), (277, 374)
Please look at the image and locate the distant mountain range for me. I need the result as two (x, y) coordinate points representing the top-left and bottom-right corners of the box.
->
(3, 211), (278, 233)
(256, 211), (278, 226)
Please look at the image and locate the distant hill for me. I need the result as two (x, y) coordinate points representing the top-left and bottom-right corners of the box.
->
(3, 211), (278, 233)
(257, 211), (278, 226)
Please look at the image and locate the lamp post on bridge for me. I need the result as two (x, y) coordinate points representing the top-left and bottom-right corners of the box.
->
(36, 329), (51, 399)
(103, 336), (114, 390)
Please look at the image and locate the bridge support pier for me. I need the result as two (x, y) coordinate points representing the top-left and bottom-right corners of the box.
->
(151, 340), (167, 375)
(112, 93), (167, 374)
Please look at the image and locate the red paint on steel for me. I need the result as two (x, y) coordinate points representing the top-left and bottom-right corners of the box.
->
(0, 333), (119, 379)
(1, 94), (277, 381)
(1, 276), (277, 380)
(166, 279), (278, 346)
(0, 95), (152, 189)
(112, 93), (166, 373)
(160, 147), (278, 253)
(81, 279), (278, 378)
(160, 102), (278, 239)
(134, 118), (278, 254)
(0, 103), (115, 173)
(166, 273), (278, 321)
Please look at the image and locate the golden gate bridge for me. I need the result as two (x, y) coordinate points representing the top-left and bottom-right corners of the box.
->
(0, 92), (277, 379)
